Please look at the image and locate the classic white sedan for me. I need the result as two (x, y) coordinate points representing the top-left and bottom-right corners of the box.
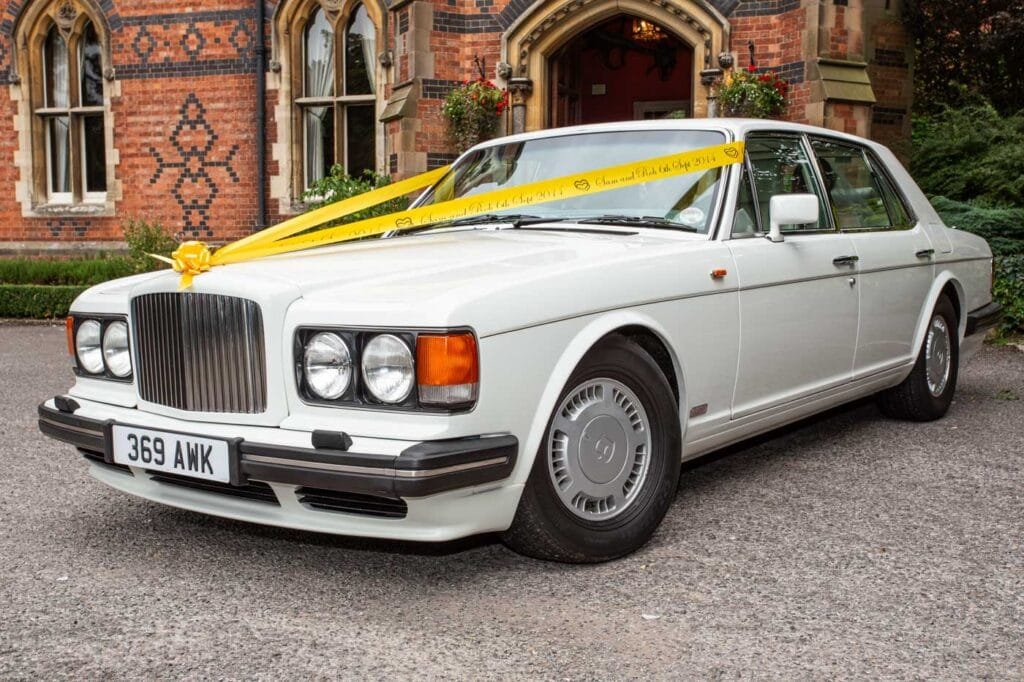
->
(39, 120), (1002, 562)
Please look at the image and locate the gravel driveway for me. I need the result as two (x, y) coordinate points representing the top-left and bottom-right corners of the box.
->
(1, 323), (1022, 679)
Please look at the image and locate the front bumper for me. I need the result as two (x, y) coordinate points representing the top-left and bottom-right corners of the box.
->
(38, 398), (521, 541)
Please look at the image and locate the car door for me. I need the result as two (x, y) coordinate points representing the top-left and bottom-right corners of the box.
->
(727, 134), (859, 419)
(808, 137), (935, 378)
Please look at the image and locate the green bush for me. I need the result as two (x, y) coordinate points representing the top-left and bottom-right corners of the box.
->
(929, 196), (1024, 257)
(930, 196), (1024, 336)
(993, 255), (1024, 335)
(301, 166), (409, 226)
(0, 257), (135, 286)
(123, 217), (177, 272)
(0, 284), (87, 318)
(912, 106), (1024, 206)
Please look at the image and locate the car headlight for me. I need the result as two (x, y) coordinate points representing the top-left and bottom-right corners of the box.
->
(102, 321), (132, 378)
(75, 319), (104, 374)
(303, 332), (352, 400)
(361, 334), (415, 404)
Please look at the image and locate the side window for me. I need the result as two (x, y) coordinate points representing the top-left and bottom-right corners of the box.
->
(810, 138), (901, 230)
(868, 153), (914, 228)
(731, 161), (761, 237)
(746, 136), (831, 232)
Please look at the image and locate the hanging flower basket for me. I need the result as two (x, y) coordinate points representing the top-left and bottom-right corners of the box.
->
(716, 65), (789, 118)
(442, 78), (509, 153)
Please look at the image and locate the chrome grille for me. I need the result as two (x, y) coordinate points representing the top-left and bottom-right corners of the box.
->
(131, 293), (267, 413)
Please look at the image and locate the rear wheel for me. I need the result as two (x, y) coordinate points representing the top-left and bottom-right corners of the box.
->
(502, 335), (681, 563)
(877, 296), (959, 421)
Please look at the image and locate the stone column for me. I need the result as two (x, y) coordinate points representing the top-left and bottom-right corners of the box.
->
(507, 77), (533, 134)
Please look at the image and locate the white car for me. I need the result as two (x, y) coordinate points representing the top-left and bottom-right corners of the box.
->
(39, 120), (1002, 562)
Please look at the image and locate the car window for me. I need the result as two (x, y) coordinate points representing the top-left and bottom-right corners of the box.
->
(731, 161), (761, 237)
(746, 136), (831, 232)
(867, 152), (914, 228)
(810, 138), (902, 230)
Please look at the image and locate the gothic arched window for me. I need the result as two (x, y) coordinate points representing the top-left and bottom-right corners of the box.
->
(28, 6), (109, 205)
(291, 2), (378, 191)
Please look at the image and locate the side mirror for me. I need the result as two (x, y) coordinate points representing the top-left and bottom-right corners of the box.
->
(767, 194), (819, 243)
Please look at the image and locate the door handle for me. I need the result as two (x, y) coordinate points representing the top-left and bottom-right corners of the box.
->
(832, 255), (859, 266)
(916, 249), (935, 259)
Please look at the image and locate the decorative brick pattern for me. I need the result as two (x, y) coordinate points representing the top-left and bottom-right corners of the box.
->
(872, 106), (906, 126)
(873, 47), (907, 68)
(732, 0), (801, 18)
(433, 11), (500, 34)
(422, 78), (461, 99)
(148, 94), (241, 238)
(427, 152), (457, 169)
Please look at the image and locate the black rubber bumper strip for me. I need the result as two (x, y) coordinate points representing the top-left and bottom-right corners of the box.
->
(37, 402), (517, 498)
(965, 300), (1003, 337)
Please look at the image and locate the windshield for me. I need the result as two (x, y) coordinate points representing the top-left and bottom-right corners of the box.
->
(414, 129), (728, 233)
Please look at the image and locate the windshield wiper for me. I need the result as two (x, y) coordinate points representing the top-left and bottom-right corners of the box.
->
(576, 215), (700, 232)
(446, 213), (550, 227)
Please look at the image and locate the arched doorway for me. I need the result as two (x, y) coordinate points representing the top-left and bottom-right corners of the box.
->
(548, 15), (693, 127)
(502, 0), (728, 133)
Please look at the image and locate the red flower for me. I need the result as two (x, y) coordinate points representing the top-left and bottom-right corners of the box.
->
(759, 73), (772, 83)
(747, 63), (757, 72)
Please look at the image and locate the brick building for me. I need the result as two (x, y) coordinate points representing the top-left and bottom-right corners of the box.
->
(0, 0), (912, 252)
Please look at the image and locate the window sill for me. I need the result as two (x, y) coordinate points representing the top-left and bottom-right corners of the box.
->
(29, 202), (114, 219)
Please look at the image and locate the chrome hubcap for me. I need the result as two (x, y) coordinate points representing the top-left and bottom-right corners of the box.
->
(925, 315), (951, 397)
(548, 379), (652, 521)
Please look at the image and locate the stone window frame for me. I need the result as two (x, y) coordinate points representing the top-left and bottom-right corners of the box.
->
(12, 0), (121, 218)
(275, 0), (385, 202)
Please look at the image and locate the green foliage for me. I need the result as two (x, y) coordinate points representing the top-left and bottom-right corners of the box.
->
(903, 0), (1024, 116)
(123, 217), (177, 273)
(301, 166), (409, 224)
(992, 255), (1024, 335)
(928, 196), (1024, 257)
(929, 196), (1024, 335)
(0, 284), (87, 318)
(716, 68), (788, 119)
(0, 257), (135, 286)
(442, 79), (509, 153)
(911, 107), (1024, 207)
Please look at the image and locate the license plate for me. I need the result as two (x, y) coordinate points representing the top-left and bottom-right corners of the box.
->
(111, 425), (231, 483)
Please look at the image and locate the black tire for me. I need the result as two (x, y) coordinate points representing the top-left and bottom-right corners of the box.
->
(877, 296), (959, 422)
(502, 334), (681, 563)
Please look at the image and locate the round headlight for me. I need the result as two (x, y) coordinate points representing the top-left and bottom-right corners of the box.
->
(102, 321), (132, 378)
(361, 334), (414, 404)
(303, 332), (352, 400)
(75, 320), (104, 374)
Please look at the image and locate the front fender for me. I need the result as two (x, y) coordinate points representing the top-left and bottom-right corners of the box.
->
(491, 310), (688, 489)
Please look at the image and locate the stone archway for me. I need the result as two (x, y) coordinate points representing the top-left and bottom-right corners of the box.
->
(502, 0), (728, 132)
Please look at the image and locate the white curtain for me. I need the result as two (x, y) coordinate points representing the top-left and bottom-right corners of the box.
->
(50, 117), (70, 193)
(351, 6), (376, 94)
(46, 27), (69, 108)
(304, 9), (335, 186)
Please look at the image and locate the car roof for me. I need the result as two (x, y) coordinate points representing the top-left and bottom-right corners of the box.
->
(468, 118), (884, 154)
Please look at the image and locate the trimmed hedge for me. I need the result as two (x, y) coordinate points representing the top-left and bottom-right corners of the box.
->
(929, 196), (1024, 336)
(0, 284), (87, 319)
(0, 257), (135, 286)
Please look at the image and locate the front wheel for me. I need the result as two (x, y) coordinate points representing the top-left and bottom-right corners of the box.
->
(502, 335), (681, 563)
(877, 295), (960, 421)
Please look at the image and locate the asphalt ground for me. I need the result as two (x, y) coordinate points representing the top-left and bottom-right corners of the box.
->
(1, 322), (1022, 679)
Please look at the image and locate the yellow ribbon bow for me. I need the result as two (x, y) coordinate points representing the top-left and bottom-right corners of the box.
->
(150, 241), (213, 291)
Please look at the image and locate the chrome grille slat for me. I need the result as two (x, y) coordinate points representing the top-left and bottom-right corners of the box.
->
(131, 293), (267, 414)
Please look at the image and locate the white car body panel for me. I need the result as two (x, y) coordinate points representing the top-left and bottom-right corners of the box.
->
(50, 119), (996, 542)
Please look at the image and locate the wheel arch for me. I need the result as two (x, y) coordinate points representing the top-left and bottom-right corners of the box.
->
(515, 312), (689, 481)
(911, 273), (966, 361)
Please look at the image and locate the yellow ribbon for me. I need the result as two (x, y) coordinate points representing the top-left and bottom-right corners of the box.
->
(155, 141), (745, 288)
(150, 240), (213, 291)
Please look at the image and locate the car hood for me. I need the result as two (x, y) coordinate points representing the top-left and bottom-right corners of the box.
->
(85, 226), (717, 337)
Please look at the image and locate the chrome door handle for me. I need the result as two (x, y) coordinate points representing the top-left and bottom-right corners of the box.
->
(832, 255), (859, 266)
(915, 249), (935, 259)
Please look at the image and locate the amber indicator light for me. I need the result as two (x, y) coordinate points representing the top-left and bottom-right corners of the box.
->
(65, 316), (75, 356)
(416, 333), (479, 386)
